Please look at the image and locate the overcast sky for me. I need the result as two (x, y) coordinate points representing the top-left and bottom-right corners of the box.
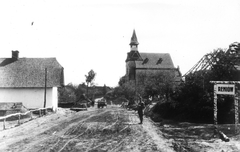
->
(0, 0), (240, 87)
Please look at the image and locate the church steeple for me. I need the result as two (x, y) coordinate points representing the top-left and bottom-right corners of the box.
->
(126, 30), (142, 62)
(129, 29), (139, 49)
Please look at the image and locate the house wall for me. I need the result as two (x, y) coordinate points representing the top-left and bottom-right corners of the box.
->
(0, 87), (58, 111)
(52, 87), (58, 111)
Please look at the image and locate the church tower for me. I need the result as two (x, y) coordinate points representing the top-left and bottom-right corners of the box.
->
(126, 30), (143, 80)
(124, 30), (182, 94)
(126, 30), (142, 62)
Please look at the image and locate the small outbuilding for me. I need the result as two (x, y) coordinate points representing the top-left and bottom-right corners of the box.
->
(0, 51), (64, 112)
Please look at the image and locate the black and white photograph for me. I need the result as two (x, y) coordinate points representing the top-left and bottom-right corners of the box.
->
(0, 0), (240, 151)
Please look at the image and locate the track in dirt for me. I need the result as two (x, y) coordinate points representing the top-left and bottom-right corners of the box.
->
(46, 108), (132, 152)
(1, 106), (173, 152)
(5, 107), (137, 152)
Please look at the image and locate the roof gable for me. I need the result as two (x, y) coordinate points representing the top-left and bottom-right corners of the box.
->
(0, 58), (64, 88)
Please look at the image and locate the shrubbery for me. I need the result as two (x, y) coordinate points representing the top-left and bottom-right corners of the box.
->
(154, 43), (240, 124)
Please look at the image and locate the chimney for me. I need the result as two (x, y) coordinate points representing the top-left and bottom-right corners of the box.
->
(12, 50), (19, 60)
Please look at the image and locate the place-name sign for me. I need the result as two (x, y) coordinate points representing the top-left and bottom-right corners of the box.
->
(215, 84), (235, 95)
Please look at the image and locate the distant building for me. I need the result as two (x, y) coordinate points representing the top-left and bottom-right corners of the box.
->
(125, 30), (182, 85)
(0, 51), (64, 112)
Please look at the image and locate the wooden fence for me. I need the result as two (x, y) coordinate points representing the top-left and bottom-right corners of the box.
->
(0, 107), (53, 130)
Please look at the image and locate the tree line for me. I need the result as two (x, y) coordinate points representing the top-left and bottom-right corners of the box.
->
(58, 42), (240, 124)
(58, 69), (110, 107)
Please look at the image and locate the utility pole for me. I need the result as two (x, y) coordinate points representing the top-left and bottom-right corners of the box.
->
(44, 68), (47, 108)
(134, 69), (138, 104)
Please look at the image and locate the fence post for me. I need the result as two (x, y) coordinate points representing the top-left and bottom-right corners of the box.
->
(30, 111), (33, 119)
(235, 90), (239, 134)
(3, 118), (6, 130)
(39, 109), (41, 117)
(214, 84), (218, 126)
(18, 114), (20, 125)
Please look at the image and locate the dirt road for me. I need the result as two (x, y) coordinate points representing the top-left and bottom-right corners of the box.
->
(2, 106), (240, 152)
(0, 106), (174, 152)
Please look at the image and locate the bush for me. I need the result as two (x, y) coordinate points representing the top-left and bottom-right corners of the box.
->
(153, 101), (178, 119)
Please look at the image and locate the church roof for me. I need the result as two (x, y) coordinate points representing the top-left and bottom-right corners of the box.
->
(129, 30), (139, 46)
(0, 57), (64, 88)
(135, 53), (175, 69)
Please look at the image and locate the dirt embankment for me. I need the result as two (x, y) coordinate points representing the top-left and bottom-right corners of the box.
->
(144, 103), (240, 152)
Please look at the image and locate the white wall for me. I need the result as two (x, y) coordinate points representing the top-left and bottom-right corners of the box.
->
(52, 87), (58, 111)
(0, 88), (58, 110)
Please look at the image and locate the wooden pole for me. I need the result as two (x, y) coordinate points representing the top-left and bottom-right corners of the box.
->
(214, 84), (218, 126)
(39, 109), (41, 117)
(3, 118), (6, 130)
(134, 68), (137, 103)
(18, 114), (20, 125)
(44, 68), (47, 108)
(235, 87), (239, 134)
(44, 68), (47, 115)
(30, 111), (32, 120)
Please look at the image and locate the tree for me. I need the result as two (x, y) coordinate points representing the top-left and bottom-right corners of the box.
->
(102, 84), (108, 96)
(85, 69), (96, 97)
(211, 45), (240, 81)
(137, 71), (176, 101)
(112, 77), (136, 104)
(170, 42), (240, 123)
(118, 76), (128, 86)
(75, 83), (87, 102)
(115, 71), (177, 104)
(58, 83), (77, 103)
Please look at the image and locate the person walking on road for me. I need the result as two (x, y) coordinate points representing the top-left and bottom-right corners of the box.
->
(137, 98), (145, 124)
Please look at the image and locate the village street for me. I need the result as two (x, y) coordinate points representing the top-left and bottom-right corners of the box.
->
(0, 106), (173, 152)
(0, 105), (240, 152)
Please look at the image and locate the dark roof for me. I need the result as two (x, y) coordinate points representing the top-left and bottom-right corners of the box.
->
(126, 51), (143, 62)
(135, 53), (175, 69)
(0, 58), (64, 88)
(129, 30), (139, 46)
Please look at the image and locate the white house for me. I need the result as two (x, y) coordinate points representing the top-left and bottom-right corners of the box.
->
(0, 51), (64, 112)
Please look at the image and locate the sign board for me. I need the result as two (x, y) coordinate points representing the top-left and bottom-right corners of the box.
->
(215, 84), (235, 95)
(210, 81), (239, 133)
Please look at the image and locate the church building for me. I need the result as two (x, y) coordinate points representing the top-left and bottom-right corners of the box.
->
(125, 30), (182, 86)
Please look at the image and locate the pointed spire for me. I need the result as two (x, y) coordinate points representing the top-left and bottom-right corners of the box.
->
(129, 29), (139, 46)
(126, 30), (142, 62)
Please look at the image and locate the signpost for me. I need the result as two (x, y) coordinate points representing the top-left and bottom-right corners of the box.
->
(210, 81), (240, 134)
(216, 84), (235, 95)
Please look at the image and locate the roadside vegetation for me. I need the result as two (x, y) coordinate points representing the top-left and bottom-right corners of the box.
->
(58, 69), (112, 108)
(58, 42), (240, 125)
(112, 42), (240, 124)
